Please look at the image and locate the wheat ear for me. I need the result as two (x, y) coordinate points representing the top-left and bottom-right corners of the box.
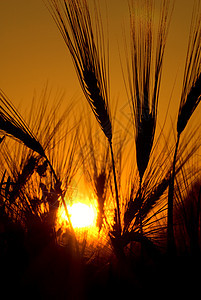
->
(0, 90), (60, 180)
(46, 0), (121, 234)
(0, 90), (45, 157)
(167, 1), (201, 256)
(126, 0), (172, 181)
(125, 0), (172, 236)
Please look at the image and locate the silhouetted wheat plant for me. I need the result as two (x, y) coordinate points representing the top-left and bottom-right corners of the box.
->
(167, 1), (201, 256)
(0, 89), (81, 246)
(124, 0), (173, 236)
(0, 88), (64, 183)
(46, 0), (122, 234)
(80, 117), (111, 232)
(121, 125), (201, 253)
(45, 0), (201, 261)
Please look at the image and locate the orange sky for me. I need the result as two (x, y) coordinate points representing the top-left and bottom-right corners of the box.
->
(0, 0), (200, 133)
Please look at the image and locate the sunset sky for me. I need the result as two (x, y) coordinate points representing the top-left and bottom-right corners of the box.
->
(0, 0), (200, 131)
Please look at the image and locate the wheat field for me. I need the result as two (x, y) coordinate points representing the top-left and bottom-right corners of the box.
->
(0, 0), (200, 299)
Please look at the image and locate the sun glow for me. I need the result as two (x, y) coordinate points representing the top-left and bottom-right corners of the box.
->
(57, 199), (98, 230)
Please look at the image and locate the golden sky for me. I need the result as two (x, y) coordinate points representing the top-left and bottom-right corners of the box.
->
(0, 0), (200, 131)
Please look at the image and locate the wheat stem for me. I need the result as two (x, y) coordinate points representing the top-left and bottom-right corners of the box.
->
(109, 141), (121, 235)
(167, 133), (180, 256)
(139, 177), (143, 236)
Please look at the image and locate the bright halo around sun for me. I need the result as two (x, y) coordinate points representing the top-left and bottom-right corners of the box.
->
(68, 202), (97, 229)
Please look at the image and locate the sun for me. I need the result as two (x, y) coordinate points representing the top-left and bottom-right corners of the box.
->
(68, 202), (97, 228)
(57, 199), (98, 230)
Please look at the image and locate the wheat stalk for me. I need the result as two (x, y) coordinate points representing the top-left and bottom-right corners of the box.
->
(0, 89), (77, 245)
(127, 0), (172, 180)
(80, 119), (111, 231)
(46, 0), (121, 234)
(168, 0), (201, 256)
(125, 0), (172, 235)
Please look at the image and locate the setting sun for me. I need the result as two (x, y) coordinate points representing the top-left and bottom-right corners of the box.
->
(57, 200), (98, 230)
(68, 202), (97, 228)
